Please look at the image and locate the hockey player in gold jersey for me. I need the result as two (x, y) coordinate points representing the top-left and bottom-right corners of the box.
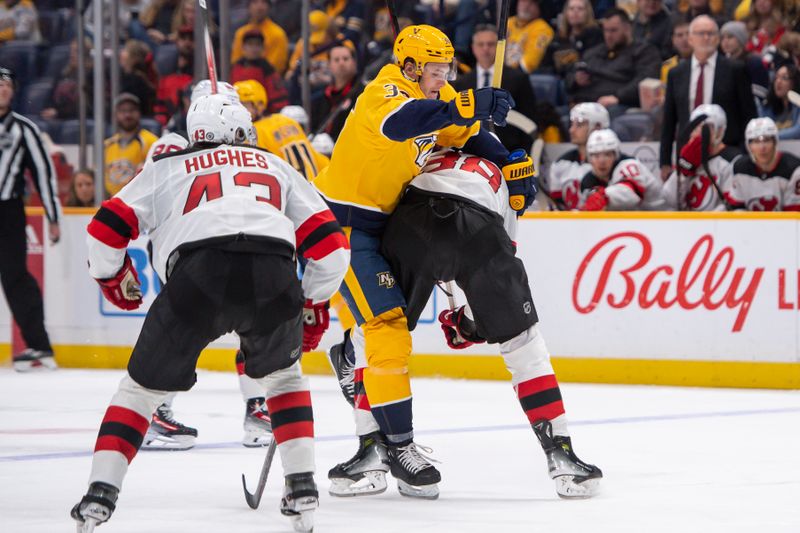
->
(313, 24), (537, 498)
(234, 79), (329, 180)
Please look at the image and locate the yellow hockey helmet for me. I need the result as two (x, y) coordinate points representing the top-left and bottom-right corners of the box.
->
(234, 79), (268, 111)
(394, 25), (455, 78)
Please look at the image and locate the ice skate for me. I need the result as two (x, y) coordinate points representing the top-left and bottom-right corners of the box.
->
(326, 333), (355, 406)
(533, 420), (602, 499)
(12, 349), (57, 372)
(71, 482), (118, 533)
(387, 441), (441, 500)
(328, 431), (390, 497)
(243, 397), (274, 448)
(280, 472), (318, 533)
(142, 404), (197, 451)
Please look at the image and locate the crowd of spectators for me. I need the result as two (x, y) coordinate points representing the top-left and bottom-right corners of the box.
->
(1, 0), (798, 206)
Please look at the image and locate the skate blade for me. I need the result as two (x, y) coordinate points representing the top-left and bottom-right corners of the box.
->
(289, 509), (315, 533)
(141, 434), (196, 451)
(554, 475), (601, 499)
(242, 431), (274, 448)
(329, 471), (388, 497)
(13, 358), (57, 372)
(397, 479), (439, 500)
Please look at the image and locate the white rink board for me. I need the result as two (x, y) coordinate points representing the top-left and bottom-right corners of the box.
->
(0, 213), (798, 366)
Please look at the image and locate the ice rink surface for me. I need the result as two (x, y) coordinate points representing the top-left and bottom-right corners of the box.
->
(1, 368), (799, 533)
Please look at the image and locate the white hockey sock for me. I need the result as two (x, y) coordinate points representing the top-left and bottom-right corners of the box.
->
(501, 325), (569, 437)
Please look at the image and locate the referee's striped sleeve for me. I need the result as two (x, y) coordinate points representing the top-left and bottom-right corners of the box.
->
(19, 116), (61, 224)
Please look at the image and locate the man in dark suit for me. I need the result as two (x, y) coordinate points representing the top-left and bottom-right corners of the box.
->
(659, 15), (756, 179)
(453, 24), (538, 152)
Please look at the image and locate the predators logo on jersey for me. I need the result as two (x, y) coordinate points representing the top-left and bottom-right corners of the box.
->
(314, 63), (479, 217)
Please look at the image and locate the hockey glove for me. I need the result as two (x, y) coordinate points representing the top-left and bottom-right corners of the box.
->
(502, 149), (537, 216)
(677, 135), (703, 177)
(449, 88), (515, 127)
(438, 306), (485, 350)
(582, 187), (608, 211)
(95, 254), (143, 310)
(302, 299), (330, 352)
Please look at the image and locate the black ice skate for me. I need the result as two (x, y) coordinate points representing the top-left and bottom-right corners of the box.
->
(142, 404), (198, 451)
(533, 420), (603, 499)
(387, 441), (441, 499)
(326, 332), (355, 406)
(243, 397), (274, 448)
(280, 472), (318, 533)
(12, 348), (57, 372)
(71, 482), (118, 533)
(328, 431), (390, 497)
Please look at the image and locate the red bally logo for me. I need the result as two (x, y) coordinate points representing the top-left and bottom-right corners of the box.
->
(572, 232), (764, 332)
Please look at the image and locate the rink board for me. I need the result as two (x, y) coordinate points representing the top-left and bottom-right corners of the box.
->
(1, 209), (799, 389)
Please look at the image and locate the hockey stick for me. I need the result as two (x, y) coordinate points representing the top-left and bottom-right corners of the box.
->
(198, 0), (218, 94)
(492, 0), (511, 87)
(241, 437), (278, 509)
(385, 0), (400, 37)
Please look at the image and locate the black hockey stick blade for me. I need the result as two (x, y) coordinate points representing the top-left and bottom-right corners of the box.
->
(242, 437), (278, 509)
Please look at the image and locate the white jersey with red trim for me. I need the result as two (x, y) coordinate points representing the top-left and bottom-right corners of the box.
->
(729, 153), (800, 211)
(662, 147), (741, 211)
(578, 156), (665, 210)
(145, 132), (189, 162)
(86, 143), (349, 303)
(409, 150), (518, 239)
(546, 148), (592, 210)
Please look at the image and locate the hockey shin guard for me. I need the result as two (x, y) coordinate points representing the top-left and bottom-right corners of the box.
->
(502, 325), (568, 437)
(90, 373), (168, 489)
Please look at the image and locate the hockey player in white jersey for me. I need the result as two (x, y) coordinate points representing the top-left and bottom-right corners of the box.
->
(142, 79), (277, 451)
(327, 149), (602, 500)
(71, 94), (349, 533)
(729, 117), (800, 211)
(579, 129), (665, 211)
(663, 104), (741, 211)
(546, 103), (609, 209)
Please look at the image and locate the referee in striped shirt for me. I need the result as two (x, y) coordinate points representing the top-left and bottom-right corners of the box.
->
(0, 66), (61, 372)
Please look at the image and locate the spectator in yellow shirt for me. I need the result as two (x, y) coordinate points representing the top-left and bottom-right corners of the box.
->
(231, 0), (289, 74)
(104, 93), (158, 196)
(506, 0), (555, 73)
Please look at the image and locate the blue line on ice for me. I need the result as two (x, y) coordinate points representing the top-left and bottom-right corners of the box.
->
(2, 406), (798, 463)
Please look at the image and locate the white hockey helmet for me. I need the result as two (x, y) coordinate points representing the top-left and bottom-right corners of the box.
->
(570, 103), (610, 130)
(745, 116), (778, 162)
(191, 79), (240, 104)
(310, 132), (334, 156)
(745, 117), (778, 144)
(690, 104), (727, 145)
(586, 129), (621, 157)
(280, 105), (309, 132)
(187, 93), (255, 145)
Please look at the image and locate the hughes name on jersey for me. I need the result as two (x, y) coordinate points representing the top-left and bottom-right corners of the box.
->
(411, 149), (517, 238)
(729, 153), (800, 211)
(546, 148), (592, 209)
(663, 146), (740, 211)
(578, 156), (665, 210)
(86, 143), (349, 303)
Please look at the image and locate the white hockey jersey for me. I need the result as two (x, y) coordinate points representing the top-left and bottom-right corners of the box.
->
(662, 146), (741, 211)
(546, 148), (592, 210)
(145, 132), (189, 162)
(729, 153), (800, 211)
(408, 150), (518, 239)
(576, 156), (665, 210)
(86, 143), (349, 303)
